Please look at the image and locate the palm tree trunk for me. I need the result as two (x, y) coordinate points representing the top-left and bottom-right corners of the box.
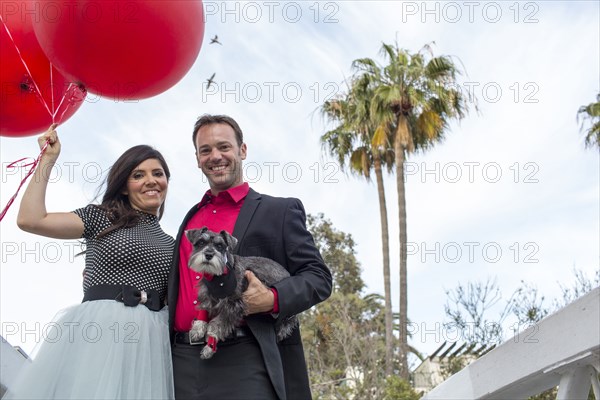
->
(373, 153), (393, 376)
(395, 116), (410, 381)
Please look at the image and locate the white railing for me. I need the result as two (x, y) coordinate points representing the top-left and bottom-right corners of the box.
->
(423, 287), (600, 400)
(0, 336), (30, 398)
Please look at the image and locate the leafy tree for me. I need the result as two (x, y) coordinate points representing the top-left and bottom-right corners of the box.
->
(442, 269), (599, 399)
(320, 74), (396, 375)
(352, 42), (475, 379)
(445, 269), (599, 346)
(577, 93), (600, 149)
(383, 376), (422, 400)
(304, 213), (401, 398)
(553, 268), (600, 310)
(444, 278), (510, 346)
(307, 213), (364, 295)
(301, 291), (389, 399)
(508, 281), (549, 327)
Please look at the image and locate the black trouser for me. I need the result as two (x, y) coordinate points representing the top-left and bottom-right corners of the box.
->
(172, 336), (278, 400)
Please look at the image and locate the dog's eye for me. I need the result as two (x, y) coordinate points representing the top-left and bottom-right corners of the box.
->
(215, 243), (225, 251)
(196, 239), (206, 246)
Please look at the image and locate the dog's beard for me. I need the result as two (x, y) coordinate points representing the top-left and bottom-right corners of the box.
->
(188, 251), (228, 276)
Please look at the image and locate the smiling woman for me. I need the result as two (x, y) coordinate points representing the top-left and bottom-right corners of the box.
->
(124, 159), (169, 216)
(6, 125), (176, 399)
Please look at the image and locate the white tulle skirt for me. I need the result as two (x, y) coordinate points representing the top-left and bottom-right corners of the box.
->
(5, 300), (174, 400)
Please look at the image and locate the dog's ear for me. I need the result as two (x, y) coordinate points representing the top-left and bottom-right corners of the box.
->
(185, 229), (197, 245)
(185, 228), (206, 245)
(219, 230), (238, 250)
(186, 226), (210, 244)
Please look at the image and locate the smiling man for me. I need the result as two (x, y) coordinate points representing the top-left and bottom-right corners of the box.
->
(194, 121), (247, 194)
(167, 114), (332, 400)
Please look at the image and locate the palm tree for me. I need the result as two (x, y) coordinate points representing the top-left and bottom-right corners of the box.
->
(320, 76), (396, 376)
(353, 41), (473, 379)
(577, 93), (600, 149)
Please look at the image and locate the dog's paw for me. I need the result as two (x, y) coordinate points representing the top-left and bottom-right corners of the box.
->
(199, 336), (218, 360)
(200, 345), (216, 359)
(190, 319), (208, 340)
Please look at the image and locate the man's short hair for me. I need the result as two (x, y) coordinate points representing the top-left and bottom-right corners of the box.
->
(192, 114), (244, 148)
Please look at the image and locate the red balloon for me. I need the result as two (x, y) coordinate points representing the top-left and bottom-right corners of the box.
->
(0, 3), (86, 137)
(32, 0), (205, 100)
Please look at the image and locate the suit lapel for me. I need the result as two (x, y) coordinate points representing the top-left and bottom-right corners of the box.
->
(175, 205), (200, 247)
(232, 188), (261, 252)
(232, 190), (287, 399)
(173, 204), (200, 274)
(168, 203), (201, 329)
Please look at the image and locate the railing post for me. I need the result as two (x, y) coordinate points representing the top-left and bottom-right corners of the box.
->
(1, 336), (30, 398)
(590, 364), (600, 400)
(555, 365), (593, 400)
(422, 288), (600, 399)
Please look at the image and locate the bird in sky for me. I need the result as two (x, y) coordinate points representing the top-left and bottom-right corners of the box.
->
(210, 35), (222, 45)
(206, 73), (216, 89)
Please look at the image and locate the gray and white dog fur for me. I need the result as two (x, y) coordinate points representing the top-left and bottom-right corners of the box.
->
(185, 227), (298, 359)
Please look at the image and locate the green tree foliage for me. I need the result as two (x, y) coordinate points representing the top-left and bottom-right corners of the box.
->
(443, 269), (599, 399)
(307, 213), (364, 295)
(320, 73), (396, 375)
(577, 93), (600, 149)
(443, 278), (510, 345)
(445, 269), (599, 345)
(351, 42), (476, 379)
(509, 281), (549, 327)
(553, 268), (600, 310)
(303, 213), (420, 398)
(383, 376), (423, 400)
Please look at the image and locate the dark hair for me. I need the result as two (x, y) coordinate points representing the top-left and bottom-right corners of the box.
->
(192, 114), (244, 149)
(96, 145), (170, 238)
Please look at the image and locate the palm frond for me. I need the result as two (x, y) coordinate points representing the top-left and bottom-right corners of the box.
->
(577, 93), (600, 149)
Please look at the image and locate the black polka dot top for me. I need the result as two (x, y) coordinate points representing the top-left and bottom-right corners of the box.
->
(73, 205), (174, 301)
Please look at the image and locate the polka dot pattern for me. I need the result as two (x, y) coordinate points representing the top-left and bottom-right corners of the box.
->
(73, 205), (174, 301)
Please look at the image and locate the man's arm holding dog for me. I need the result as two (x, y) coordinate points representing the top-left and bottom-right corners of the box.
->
(243, 198), (332, 319)
(243, 271), (276, 314)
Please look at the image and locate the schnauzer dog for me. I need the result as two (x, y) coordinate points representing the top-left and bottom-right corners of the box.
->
(185, 227), (298, 359)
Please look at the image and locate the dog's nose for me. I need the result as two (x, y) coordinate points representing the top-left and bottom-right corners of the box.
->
(205, 252), (214, 261)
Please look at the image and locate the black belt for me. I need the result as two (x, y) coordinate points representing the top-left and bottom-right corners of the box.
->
(82, 284), (165, 311)
(175, 326), (252, 346)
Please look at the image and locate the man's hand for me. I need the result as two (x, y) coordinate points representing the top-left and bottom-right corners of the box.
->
(243, 270), (274, 315)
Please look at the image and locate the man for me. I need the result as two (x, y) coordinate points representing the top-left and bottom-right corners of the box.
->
(168, 114), (332, 400)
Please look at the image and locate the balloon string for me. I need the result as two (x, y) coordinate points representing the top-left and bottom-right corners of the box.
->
(0, 14), (52, 118)
(50, 63), (56, 120)
(0, 141), (50, 222)
(53, 83), (72, 121)
(53, 83), (87, 123)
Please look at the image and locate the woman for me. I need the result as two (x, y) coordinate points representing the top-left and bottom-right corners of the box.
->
(6, 124), (175, 399)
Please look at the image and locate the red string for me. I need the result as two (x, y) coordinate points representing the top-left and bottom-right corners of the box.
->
(0, 141), (50, 222)
(0, 17), (87, 223)
(54, 83), (87, 123)
(0, 16), (87, 126)
(0, 16), (87, 223)
(49, 63), (56, 119)
(0, 14), (53, 119)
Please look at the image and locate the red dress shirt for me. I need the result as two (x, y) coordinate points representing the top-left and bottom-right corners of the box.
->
(174, 183), (278, 332)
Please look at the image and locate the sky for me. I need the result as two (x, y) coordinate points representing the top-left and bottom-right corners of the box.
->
(1, 1), (599, 361)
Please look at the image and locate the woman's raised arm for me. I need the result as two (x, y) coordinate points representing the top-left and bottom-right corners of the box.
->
(17, 124), (85, 239)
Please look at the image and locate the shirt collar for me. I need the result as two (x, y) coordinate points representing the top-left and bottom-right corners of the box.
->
(198, 182), (249, 208)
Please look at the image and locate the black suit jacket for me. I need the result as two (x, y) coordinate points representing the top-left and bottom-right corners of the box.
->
(168, 188), (332, 400)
